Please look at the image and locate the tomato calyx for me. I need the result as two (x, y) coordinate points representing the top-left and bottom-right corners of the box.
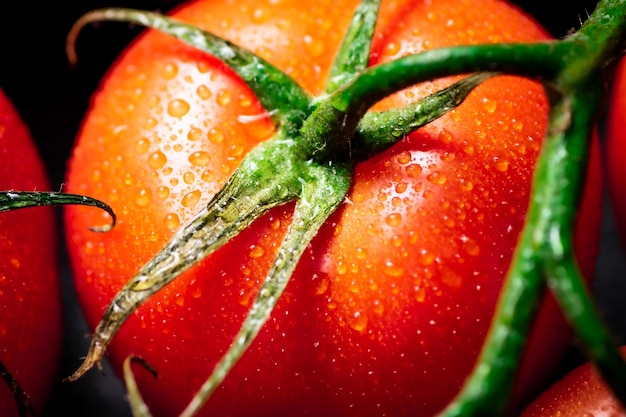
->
(64, 1), (497, 396)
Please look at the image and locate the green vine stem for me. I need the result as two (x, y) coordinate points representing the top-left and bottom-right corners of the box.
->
(0, 362), (35, 417)
(0, 191), (115, 231)
(63, 0), (626, 416)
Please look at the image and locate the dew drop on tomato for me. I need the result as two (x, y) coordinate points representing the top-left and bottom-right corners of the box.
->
(216, 89), (232, 106)
(196, 85), (213, 100)
(167, 99), (191, 118)
(183, 171), (195, 184)
(161, 63), (179, 80)
(181, 190), (202, 207)
(208, 127), (225, 143)
(148, 150), (168, 169)
(135, 137), (150, 154)
(164, 213), (181, 230)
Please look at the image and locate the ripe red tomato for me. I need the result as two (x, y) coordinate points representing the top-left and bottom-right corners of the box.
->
(607, 59), (626, 244)
(63, 0), (602, 416)
(0, 88), (61, 416)
(520, 347), (626, 417)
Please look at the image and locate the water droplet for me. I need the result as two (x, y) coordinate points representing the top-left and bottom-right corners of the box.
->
(181, 190), (201, 207)
(270, 218), (281, 230)
(136, 189), (152, 207)
(238, 94), (253, 108)
(143, 117), (158, 130)
(249, 245), (265, 259)
(373, 299), (385, 315)
(494, 157), (509, 172)
(188, 151), (211, 167)
(406, 164), (422, 177)
(385, 42), (400, 56)
(159, 64), (178, 80)
(167, 99), (190, 117)
(173, 143), (183, 152)
(462, 238), (480, 256)
(183, 171), (195, 184)
(164, 213), (180, 230)
(397, 151), (411, 165)
(415, 287), (426, 302)
(441, 151), (455, 162)
(382, 260), (404, 277)
(208, 128), (224, 143)
(427, 172), (447, 185)
(333, 259), (346, 275)
(148, 150), (167, 169)
(314, 274), (329, 295)
(482, 97), (497, 113)
(349, 311), (368, 332)
(148, 95), (160, 108)
(460, 179), (474, 191)
(419, 249), (435, 266)
(135, 137), (150, 154)
(385, 213), (402, 227)
(156, 186), (170, 199)
(197, 85), (212, 100)
(438, 129), (453, 144)
(187, 127), (202, 141)
(395, 182), (408, 194)
(303, 35), (325, 57)
(201, 170), (215, 182)
(462, 142), (475, 155)
(217, 89), (231, 107)
(513, 120), (524, 131)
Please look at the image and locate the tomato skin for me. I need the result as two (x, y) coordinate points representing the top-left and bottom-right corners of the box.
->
(0, 88), (61, 416)
(520, 347), (626, 417)
(607, 58), (626, 245)
(63, 0), (602, 416)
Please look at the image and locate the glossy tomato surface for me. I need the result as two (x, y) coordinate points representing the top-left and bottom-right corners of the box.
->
(520, 347), (626, 417)
(0, 88), (61, 417)
(608, 58), (626, 246)
(64, 0), (602, 416)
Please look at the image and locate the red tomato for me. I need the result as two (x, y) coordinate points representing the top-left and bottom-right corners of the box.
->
(0, 88), (61, 416)
(64, 0), (602, 416)
(607, 59), (626, 244)
(520, 347), (626, 416)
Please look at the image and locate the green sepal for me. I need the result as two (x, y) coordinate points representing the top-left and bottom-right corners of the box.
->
(0, 191), (115, 232)
(325, 0), (381, 93)
(66, 8), (312, 130)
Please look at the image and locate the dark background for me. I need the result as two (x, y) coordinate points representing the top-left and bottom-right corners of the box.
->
(0, 1), (622, 416)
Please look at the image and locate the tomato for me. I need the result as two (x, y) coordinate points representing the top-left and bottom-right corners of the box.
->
(520, 347), (626, 416)
(607, 58), (626, 245)
(0, 88), (61, 416)
(63, 0), (602, 416)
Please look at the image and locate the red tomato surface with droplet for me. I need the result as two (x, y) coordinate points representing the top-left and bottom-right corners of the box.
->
(520, 347), (626, 417)
(0, 88), (61, 416)
(64, 0), (602, 416)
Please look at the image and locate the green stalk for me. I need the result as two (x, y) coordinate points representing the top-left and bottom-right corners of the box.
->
(66, 8), (311, 129)
(0, 191), (115, 232)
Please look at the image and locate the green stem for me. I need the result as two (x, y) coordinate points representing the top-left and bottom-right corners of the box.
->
(353, 72), (497, 159)
(65, 133), (309, 382)
(0, 191), (115, 232)
(66, 8), (312, 129)
(0, 362), (35, 417)
(179, 162), (352, 417)
(325, 0), (380, 93)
